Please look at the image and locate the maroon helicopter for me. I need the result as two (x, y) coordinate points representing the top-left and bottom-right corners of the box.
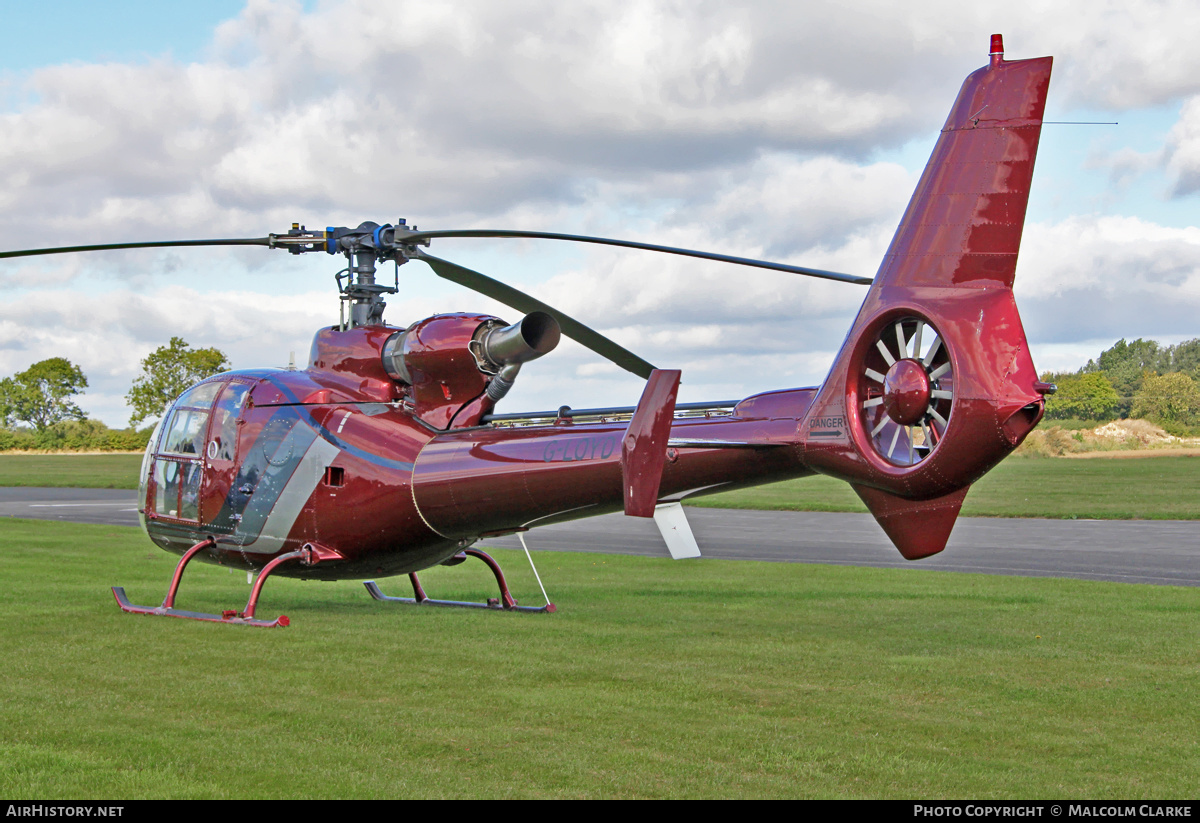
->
(2, 36), (1055, 626)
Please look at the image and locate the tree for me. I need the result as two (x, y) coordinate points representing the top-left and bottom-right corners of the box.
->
(1084, 338), (1162, 415)
(0, 358), (89, 431)
(126, 338), (230, 426)
(1088, 337), (1165, 375)
(1131, 372), (1200, 427)
(1163, 338), (1200, 380)
(1043, 372), (1120, 421)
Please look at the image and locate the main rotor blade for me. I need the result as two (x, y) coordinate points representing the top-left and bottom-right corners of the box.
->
(415, 250), (656, 380)
(400, 229), (872, 286)
(0, 238), (271, 260)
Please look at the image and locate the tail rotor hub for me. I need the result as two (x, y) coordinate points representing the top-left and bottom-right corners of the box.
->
(882, 359), (932, 425)
(857, 315), (955, 467)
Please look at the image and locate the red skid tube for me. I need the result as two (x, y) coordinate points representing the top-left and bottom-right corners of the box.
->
(110, 540), (331, 627)
(364, 548), (556, 613)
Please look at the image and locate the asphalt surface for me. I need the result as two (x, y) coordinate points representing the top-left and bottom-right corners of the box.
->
(0, 487), (141, 526)
(2, 487), (1197, 587)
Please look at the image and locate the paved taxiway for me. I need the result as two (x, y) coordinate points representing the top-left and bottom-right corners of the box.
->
(2, 487), (1196, 587)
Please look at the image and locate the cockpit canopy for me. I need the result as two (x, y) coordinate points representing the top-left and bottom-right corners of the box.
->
(159, 380), (249, 461)
(144, 378), (251, 523)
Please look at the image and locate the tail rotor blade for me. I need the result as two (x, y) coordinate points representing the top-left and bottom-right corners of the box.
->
(415, 250), (655, 379)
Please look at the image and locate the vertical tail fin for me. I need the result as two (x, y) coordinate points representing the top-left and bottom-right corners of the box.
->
(800, 37), (1053, 559)
(877, 36), (1052, 291)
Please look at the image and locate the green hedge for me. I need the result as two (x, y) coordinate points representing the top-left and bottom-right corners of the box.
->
(0, 419), (153, 452)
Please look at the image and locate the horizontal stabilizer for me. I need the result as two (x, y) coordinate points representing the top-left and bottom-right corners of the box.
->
(652, 502), (702, 559)
(852, 484), (970, 560)
(622, 369), (681, 517)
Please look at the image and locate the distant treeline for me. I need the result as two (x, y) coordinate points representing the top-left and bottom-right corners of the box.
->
(1042, 338), (1200, 432)
(0, 419), (154, 452)
(1, 338), (227, 453)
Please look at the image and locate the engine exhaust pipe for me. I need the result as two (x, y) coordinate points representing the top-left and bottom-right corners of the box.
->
(477, 312), (561, 403)
(478, 311), (561, 370)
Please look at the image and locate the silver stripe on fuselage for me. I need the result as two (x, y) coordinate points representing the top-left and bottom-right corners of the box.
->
(236, 430), (342, 555)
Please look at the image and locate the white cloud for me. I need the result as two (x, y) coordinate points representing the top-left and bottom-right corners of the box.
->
(1039, 1), (1200, 110)
(1018, 215), (1200, 344)
(1165, 96), (1200, 196)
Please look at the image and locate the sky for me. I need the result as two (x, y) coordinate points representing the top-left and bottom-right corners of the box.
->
(1, 0), (1198, 427)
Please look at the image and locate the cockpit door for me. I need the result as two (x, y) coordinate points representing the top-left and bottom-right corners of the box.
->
(199, 381), (252, 530)
(150, 381), (223, 522)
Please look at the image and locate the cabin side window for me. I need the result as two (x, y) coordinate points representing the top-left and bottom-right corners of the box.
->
(153, 459), (178, 517)
(160, 382), (222, 456)
(152, 381), (223, 521)
(211, 382), (250, 462)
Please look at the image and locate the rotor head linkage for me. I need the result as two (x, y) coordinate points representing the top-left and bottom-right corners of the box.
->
(269, 220), (433, 327)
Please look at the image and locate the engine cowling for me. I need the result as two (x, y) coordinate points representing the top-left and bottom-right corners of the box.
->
(382, 311), (560, 429)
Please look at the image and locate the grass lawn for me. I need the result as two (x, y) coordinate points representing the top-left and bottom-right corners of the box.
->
(0, 454), (142, 489)
(1, 518), (1197, 799)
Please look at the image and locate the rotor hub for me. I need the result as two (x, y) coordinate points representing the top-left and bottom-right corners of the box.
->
(882, 359), (931, 425)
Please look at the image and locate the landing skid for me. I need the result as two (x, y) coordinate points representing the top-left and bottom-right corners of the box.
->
(364, 548), (556, 613)
(111, 586), (290, 627)
(112, 539), (336, 627)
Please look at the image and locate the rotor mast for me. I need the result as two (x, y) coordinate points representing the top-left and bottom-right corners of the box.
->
(270, 220), (430, 328)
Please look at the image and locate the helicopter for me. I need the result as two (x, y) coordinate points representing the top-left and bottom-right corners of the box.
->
(2, 35), (1055, 627)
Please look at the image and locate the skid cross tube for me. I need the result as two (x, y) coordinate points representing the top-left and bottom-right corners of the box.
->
(111, 542), (318, 627)
(364, 548), (556, 613)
